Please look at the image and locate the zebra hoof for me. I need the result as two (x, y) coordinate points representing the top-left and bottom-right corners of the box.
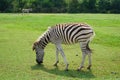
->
(77, 66), (84, 71)
(65, 69), (69, 71)
(53, 63), (58, 67)
(53, 61), (59, 66)
(77, 68), (82, 71)
(87, 67), (91, 70)
(54, 64), (57, 67)
(87, 65), (91, 70)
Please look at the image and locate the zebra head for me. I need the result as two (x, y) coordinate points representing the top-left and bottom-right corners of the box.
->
(33, 42), (44, 64)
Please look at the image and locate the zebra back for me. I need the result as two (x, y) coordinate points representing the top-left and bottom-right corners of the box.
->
(34, 23), (94, 49)
(52, 23), (94, 44)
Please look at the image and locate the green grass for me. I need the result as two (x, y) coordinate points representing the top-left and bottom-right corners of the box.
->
(0, 13), (120, 80)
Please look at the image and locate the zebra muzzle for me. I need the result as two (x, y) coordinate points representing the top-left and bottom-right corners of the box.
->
(36, 59), (43, 64)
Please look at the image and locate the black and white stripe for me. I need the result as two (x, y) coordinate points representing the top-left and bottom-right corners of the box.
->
(37, 23), (94, 48)
(34, 23), (95, 70)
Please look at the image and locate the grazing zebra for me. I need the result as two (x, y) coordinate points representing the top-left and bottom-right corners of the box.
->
(32, 23), (95, 71)
(22, 8), (32, 13)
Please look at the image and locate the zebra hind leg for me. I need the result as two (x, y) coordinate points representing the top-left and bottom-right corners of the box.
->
(78, 42), (87, 71)
(86, 41), (92, 70)
(77, 52), (87, 71)
(78, 41), (92, 71)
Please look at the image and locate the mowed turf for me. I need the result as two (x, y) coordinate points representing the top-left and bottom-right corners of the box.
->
(0, 14), (120, 80)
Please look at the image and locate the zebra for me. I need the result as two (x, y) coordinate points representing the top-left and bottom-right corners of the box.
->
(32, 23), (95, 71)
(22, 8), (32, 13)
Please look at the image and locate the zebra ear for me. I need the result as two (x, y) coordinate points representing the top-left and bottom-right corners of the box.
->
(32, 45), (35, 51)
(32, 42), (36, 51)
(32, 42), (39, 51)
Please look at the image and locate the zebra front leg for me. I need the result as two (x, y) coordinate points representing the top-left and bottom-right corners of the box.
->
(56, 44), (69, 71)
(54, 47), (59, 66)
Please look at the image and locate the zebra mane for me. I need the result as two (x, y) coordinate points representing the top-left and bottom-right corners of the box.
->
(35, 27), (51, 49)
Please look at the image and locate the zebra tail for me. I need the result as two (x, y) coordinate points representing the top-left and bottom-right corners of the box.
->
(86, 32), (95, 53)
(86, 41), (92, 53)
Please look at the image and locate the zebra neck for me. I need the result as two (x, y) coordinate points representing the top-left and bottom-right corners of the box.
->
(38, 33), (51, 49)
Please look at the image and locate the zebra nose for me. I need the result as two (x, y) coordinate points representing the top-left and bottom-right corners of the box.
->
(36, 59), (43, 64)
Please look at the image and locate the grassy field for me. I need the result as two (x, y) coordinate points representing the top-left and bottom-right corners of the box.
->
(0, 13), (120, 80)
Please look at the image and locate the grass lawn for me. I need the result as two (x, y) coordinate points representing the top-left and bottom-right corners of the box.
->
(0, 13), (120, 80)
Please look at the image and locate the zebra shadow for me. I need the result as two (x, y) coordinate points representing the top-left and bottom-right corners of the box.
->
(31, 64), (95, 79)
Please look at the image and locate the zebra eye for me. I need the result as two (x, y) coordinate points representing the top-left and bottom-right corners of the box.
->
(35, 51), (38, 54)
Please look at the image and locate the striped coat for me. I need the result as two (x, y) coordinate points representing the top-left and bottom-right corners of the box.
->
(33, 23), (95, 71)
